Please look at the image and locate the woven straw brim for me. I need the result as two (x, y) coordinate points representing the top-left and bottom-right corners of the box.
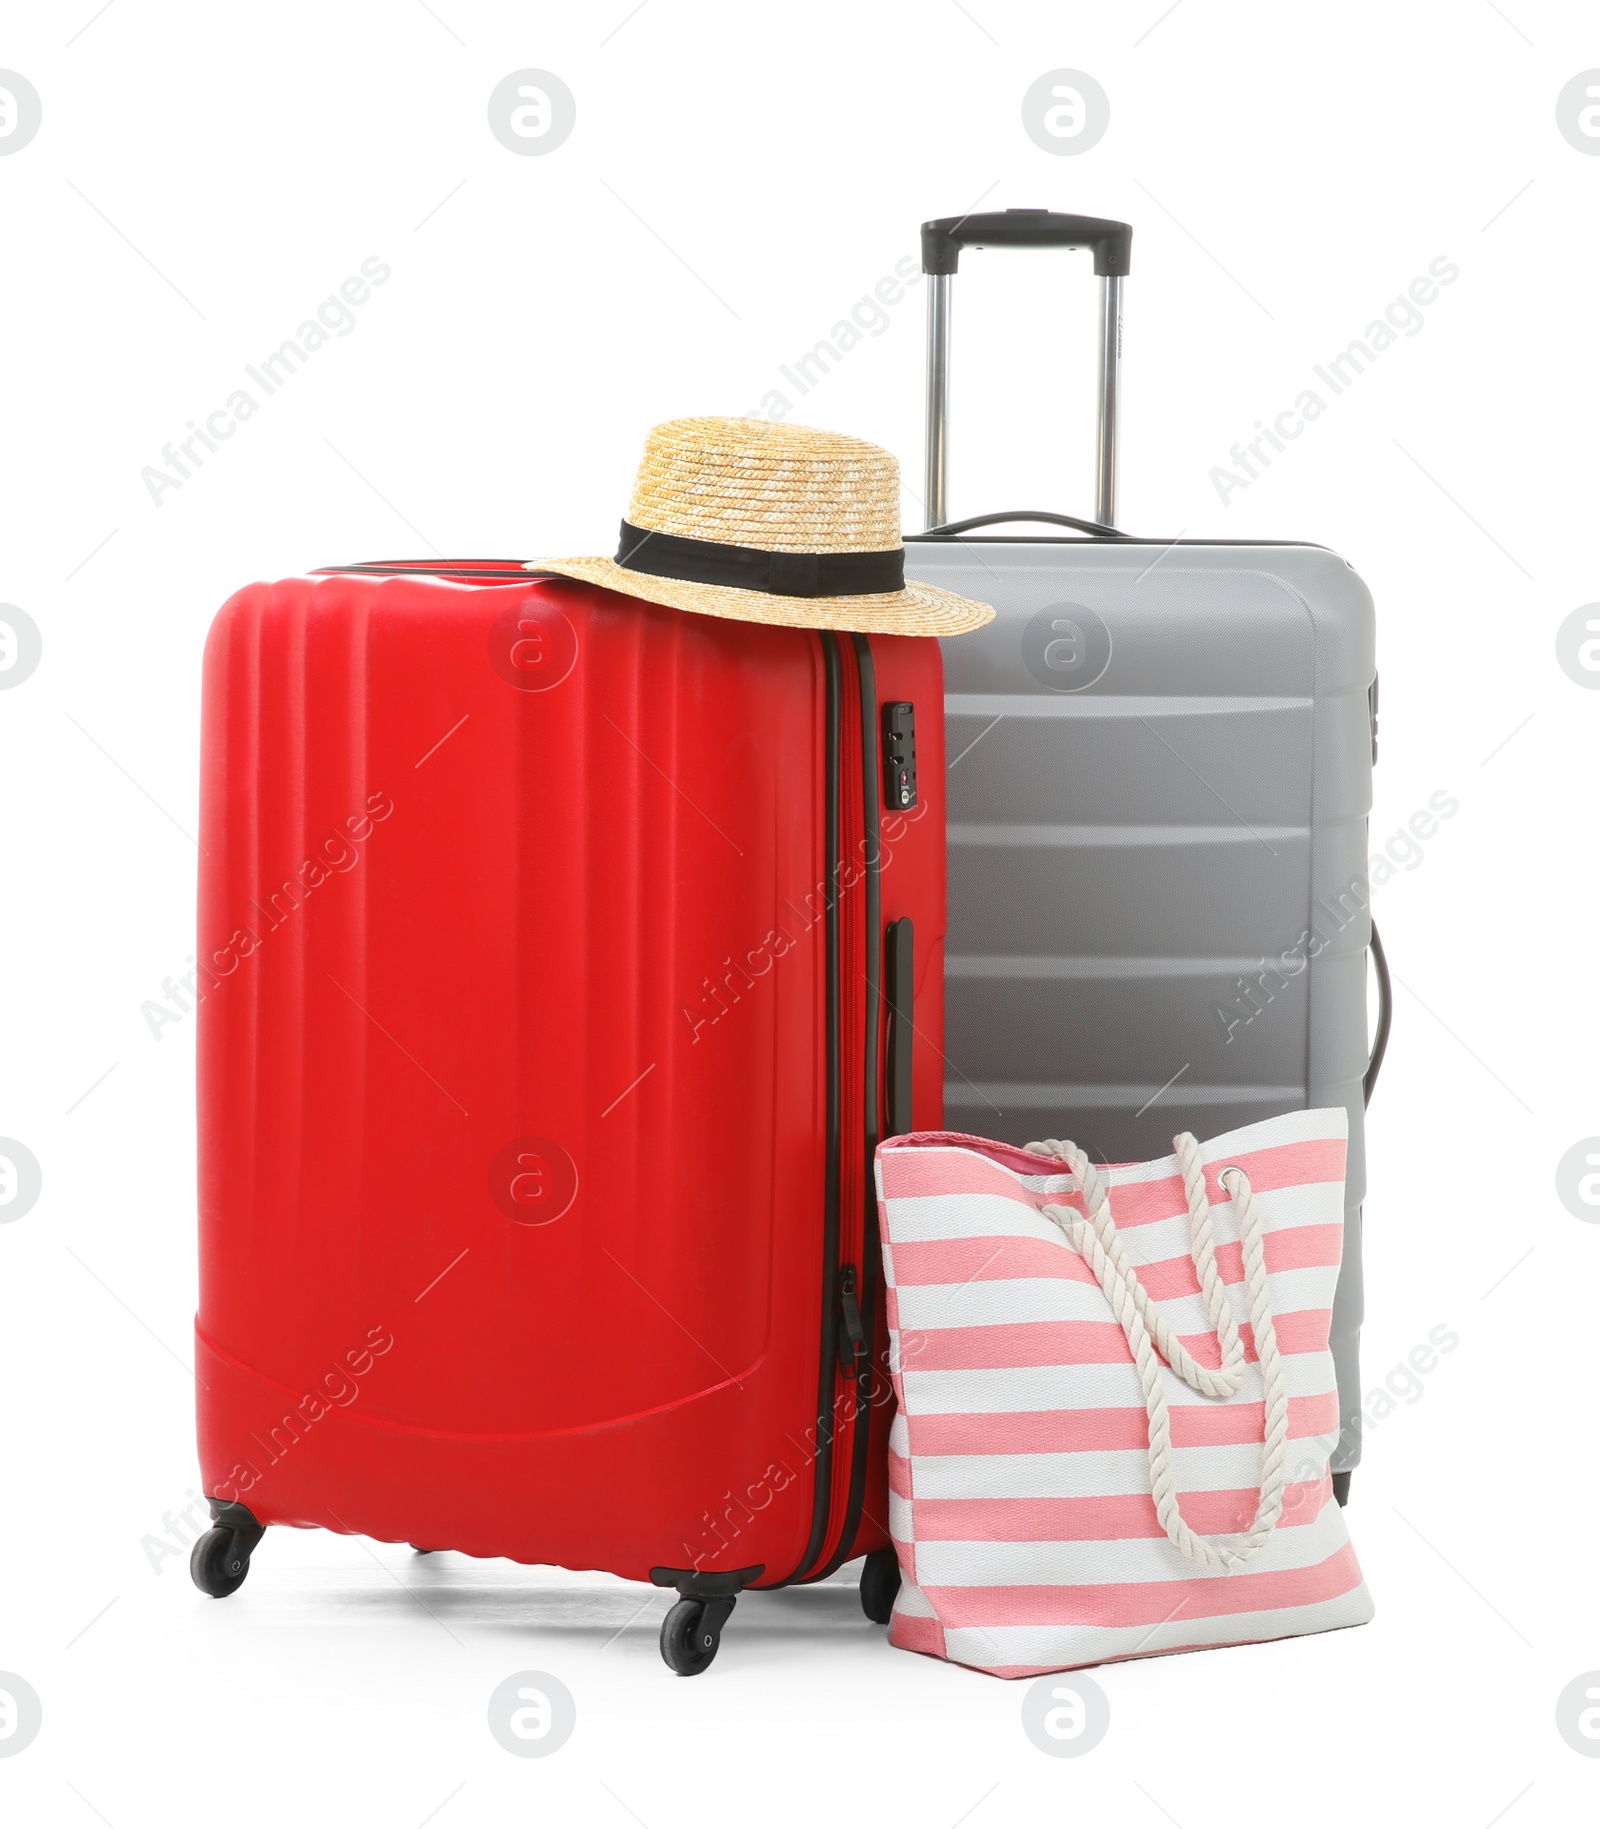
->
(530, 556), (994, 638)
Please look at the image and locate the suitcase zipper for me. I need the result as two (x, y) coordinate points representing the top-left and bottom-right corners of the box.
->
(786, 631), (846, 1585)
(796, 633), (884, 1584)
(316, 561), (540, 581)
(835, 1267), (867, 1380)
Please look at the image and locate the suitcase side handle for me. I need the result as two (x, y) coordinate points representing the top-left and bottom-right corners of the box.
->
(921, 209), (1131, 533)
(884, 918), (914, 1137)
(914, 509), (1130, 542)
(1363, 922), (1391, 1107)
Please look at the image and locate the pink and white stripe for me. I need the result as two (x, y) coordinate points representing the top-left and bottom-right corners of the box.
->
(875, 1110), (1374, 1677)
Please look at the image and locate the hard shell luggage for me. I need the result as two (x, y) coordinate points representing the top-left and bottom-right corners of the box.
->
(191, 557), (947, 1669)
(902, 212), (1387, 1489)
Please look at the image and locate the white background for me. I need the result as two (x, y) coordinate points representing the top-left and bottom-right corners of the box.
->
(2, 1), (1597, 1823)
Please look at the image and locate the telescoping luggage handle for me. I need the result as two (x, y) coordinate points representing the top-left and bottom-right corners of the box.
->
(921, 208), (1132, 531)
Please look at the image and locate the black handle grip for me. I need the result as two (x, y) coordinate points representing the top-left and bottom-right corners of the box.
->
(921, 209), (1132, 278)
(885, 919), (915, 1138)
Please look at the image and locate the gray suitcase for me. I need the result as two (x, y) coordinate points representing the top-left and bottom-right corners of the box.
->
(904, 211), (1388, 1492)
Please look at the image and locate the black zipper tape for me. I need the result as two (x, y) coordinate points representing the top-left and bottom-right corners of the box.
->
(782, 631), (845, 1586)
(315, 563), (540, 581)
(802, 632), (882, 1582)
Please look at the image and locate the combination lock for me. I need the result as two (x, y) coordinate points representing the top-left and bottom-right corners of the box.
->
(881, 702), (917, 810)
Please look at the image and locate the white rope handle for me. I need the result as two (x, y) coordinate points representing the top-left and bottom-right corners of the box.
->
(1026, 1133), (1289, 1571)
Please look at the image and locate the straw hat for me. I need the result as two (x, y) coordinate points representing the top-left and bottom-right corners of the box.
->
(533, 417), (993, 637)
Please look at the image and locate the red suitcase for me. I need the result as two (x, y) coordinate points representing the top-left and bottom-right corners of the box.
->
(190, 558), (946, 1670)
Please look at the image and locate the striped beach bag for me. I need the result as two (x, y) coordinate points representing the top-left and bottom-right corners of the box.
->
(875, 1109), (1374, 1677)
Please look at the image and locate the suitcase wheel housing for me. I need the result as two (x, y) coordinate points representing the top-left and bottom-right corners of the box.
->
(859, 1546), (901, 1624)
(190, 1526), (254, 1598)
(659, 1595), (735, 1676)
(189, 1499), (265, 1599)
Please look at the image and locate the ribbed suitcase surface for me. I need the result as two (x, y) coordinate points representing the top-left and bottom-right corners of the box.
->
(907, 536), (1375, 1475)
(195, 563), (946, 1583)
